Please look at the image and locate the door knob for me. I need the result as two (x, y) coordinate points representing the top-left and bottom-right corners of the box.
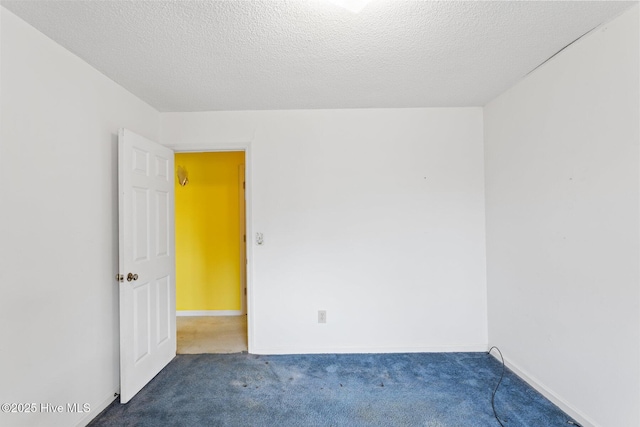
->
(127, 273), (138, 282)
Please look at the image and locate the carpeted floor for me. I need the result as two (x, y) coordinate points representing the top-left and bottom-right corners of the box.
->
(89, 352), (574, 426)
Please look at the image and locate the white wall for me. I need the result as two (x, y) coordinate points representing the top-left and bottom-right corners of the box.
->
(484, 6), (639, 427)
(0, 9), (159, 427)
(161, 108), (488, 354)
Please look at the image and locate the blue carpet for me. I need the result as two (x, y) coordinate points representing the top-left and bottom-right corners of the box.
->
(89, 352), (573, 426)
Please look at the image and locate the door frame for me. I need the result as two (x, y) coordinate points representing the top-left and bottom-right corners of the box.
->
(169, 142), (253, 353)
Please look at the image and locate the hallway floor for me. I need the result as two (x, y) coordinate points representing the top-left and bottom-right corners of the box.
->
(177, 315), (247, 354)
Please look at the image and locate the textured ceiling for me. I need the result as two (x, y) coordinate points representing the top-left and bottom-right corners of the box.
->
(1, 1), (635, 112)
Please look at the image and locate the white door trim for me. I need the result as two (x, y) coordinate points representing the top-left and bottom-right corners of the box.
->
(169, 142), (254, 354)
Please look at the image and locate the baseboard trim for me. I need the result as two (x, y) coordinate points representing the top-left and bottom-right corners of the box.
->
(75, 387), (118, 427)
(492, 353), (597, 427)
(250, 344), (488, 355)
(177, 310), (242, 317)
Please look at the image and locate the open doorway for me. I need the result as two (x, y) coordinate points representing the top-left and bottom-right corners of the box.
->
(173, 151), (247, 354)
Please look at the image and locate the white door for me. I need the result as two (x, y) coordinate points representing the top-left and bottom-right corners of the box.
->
(118, 128), (176, 403)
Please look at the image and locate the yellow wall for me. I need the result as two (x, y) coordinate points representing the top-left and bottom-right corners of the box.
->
(175, 152), (245, 311)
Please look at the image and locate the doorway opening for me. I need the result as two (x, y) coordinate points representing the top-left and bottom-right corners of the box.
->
(173, 151), (247, 354)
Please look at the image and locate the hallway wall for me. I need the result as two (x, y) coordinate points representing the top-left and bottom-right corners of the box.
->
(175, 152), (245, 312)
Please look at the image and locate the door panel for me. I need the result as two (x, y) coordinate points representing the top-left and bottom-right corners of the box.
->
(119, 129), (175, 403)
(133, 283), (151, 362)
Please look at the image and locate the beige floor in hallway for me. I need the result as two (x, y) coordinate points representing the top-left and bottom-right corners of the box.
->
(177, 315), (247, 354)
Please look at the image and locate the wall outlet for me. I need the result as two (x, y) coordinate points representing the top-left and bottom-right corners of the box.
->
(318, 310), (327, 324)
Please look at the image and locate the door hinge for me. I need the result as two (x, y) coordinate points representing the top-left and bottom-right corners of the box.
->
(243, 181), (245, 190)
(243, 234), (246, 242)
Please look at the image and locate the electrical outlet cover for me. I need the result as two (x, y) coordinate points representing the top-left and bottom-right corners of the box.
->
(318, 310), (327, 323)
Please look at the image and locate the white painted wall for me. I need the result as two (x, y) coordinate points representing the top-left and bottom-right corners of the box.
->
(0, 9), (159, 427)
(161, 108), (488, 354)
(484, 6), (639, 427)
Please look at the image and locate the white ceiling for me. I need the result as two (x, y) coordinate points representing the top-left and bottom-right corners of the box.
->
(1, 0), (635, 112)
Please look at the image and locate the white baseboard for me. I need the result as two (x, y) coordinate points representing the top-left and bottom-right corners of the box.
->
(75, 387), (118, 427)
(492, 353), (597, 427)
(250, 344), (488, 355)
(176, 310), (242, 317)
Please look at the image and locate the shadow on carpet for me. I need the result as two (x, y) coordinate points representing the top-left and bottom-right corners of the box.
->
(88, 352), (574, 426)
